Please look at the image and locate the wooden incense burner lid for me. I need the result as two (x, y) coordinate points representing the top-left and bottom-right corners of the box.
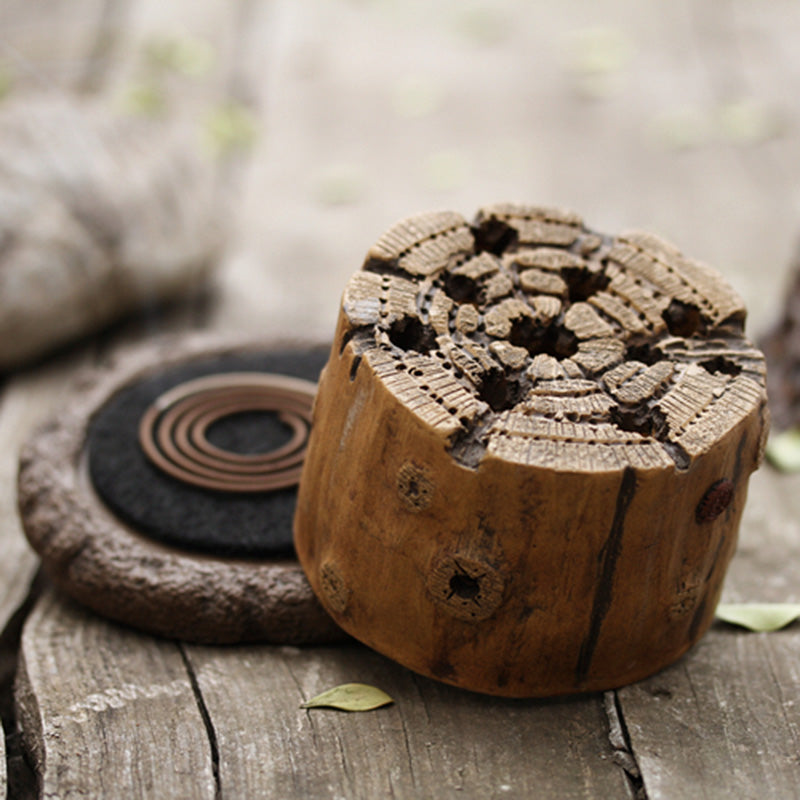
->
(294, 204), (769, 697)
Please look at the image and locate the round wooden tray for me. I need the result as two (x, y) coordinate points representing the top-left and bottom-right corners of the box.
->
(18, 335), (344, 644)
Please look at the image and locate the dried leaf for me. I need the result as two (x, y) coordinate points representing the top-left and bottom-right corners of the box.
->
(716, 603), (800, 632)
(301, 683), (394, 712)
(765, 428), (800, 473)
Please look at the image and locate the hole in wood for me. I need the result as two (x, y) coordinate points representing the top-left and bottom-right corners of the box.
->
(472, 217), (519, 255)
(509, 317), (579, 359)
(339, 205), (766, 476)
(561, 266), (610, 303)
(699, 355), (742, 377)
(662, 299), (705, 338)
(444, 272), (484, 305)
(388, 317), (437, 354)
(448, 572), (481, 600)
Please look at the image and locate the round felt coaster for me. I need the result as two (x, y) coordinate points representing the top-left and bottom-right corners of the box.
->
(18, 335), (346, 645)
(87, 351), (327, 557)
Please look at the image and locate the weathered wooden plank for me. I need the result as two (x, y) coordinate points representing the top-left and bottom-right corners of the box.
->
(0, 355), (92, 638)
(724, 468), (800, 604)
(185, 643), (633, 799)
(16, 589), (216, 800)
(0, 721), (5, 800)
(619, 629), (800, 800)
(614, 463), (800, 798)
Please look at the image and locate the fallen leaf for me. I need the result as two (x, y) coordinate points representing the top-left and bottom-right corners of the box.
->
(315, 164), (366, 206)
(716, 603), (800, 632)
(649, 106), (713, 151)
(120, 82), (168, 117)
(563, 27), (634, 76)
(562, 27), (634, 98)
(453, 6), (511, 46)
(716, 99), (785, 145)
(391, 75), (443, 119)
(301, 683), (394, 712)
(145, 36), (216, 77)
(204, 102), (258, 156)
(422, 149), (470, 192)
(765, 428), (800, 473)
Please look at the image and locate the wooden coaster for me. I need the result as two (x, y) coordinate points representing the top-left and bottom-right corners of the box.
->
(295, 204), (770, 696)
(18, 336), (345, 644)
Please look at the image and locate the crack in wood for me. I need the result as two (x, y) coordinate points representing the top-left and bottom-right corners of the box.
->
(604, 691), (648, 800)
(0, 572), (43, 800)
(575, 468), (637, 686)
(179, 646), (221, 800)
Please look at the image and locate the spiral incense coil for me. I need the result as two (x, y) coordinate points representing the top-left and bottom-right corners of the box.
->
(138, 373), (317, 492)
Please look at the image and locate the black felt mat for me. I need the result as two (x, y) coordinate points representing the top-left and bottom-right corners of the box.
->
(87, 347), (330, 558)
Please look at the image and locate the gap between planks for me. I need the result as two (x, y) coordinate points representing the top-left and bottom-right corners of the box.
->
(180, 642), (636, 800)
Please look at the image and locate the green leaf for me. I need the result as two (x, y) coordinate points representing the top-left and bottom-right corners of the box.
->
(422, 149), (470, 192)
(301, 683), (394, 712)
(649, 106), (712, 151)
(765, 428), (800, 473)
(716, 99), (785, 145)
(315, 164), (366, 206)
(144, 36), (216, 77)
(120, 82), (168, 117)
(716, 603), (800, 632)
(391, 75), (443, 119)
(204, 102), (258, 156)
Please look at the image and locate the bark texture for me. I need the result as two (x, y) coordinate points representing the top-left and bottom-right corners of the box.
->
(295, 204), (769, 697)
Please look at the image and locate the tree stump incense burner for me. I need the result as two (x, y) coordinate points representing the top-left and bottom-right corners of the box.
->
(294, 204), (769, 697)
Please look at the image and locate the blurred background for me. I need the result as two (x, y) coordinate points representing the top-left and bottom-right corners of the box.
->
(1, 0), (798, 346)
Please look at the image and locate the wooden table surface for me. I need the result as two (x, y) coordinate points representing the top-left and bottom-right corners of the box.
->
(1, 1), (800, 797)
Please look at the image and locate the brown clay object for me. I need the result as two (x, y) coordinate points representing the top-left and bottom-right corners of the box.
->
(18, 335), (344, 644)
(294, 204), (769, 697)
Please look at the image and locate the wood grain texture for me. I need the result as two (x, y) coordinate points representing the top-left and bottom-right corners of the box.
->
(185, 642), (633, 800)
(0, 355), (92, 635)
(6, 0), (800, 795)
(0, 724), (5, 800)
(295, 204), (768, 697)
(619, 629), (800, 800)
(612, 433), (800, 798)
(16, 589), (217, 800)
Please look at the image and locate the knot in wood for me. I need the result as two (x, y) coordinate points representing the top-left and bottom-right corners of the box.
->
(427, 554), (505, 622)
(695, 479), (735, 523)
(319, 561), (350, 614)
(396, 461), (434, 511)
